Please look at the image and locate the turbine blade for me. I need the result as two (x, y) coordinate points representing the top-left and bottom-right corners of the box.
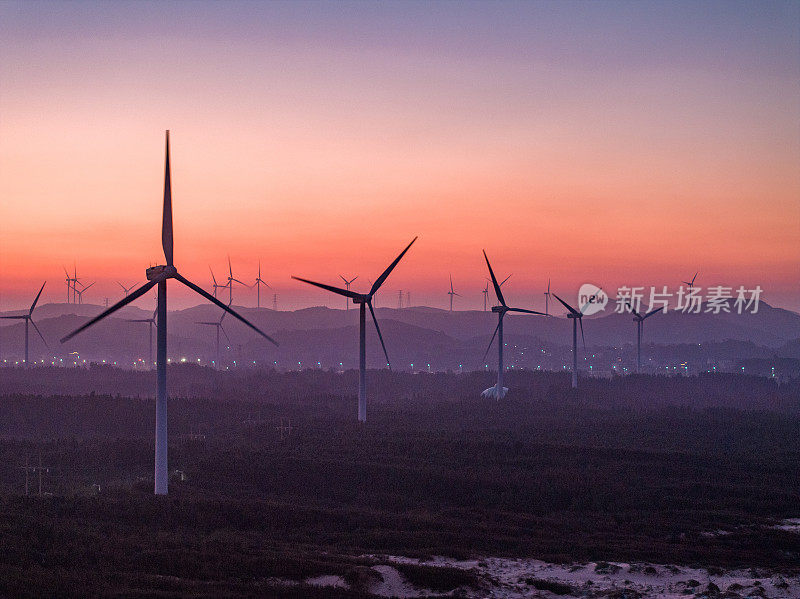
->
(482, 250), (506, 306)
(500, 274), (512, 286)
(219, 302), (231, 324)
(552, 293), (580, 317)
(339, 275), (347, 284)
(220, 325), (230, 342)
(483, 319), (501, 363)
(644, 306), (664, 319)
(175, 272), (278, 346)
(368, 301), (391, 369)
(29, 281), (46, 314)
(61, 279), (159, 342)
(162, 130), (174, 266)
(228, 255), (233, 278)
(351, 276), (358, 283)
(449, 273), (454, 293)
(209, 267), (217, 285)
(506, 307), (545, 315)
(30, 319), (48, 347)
(579, 317), (586, 350)
(291, 276), (361, 299)
(196, 321), (217, 325)
(370, 237), (418, 296)
(0, 315), (26, 319)
(126, 319), (153, 323)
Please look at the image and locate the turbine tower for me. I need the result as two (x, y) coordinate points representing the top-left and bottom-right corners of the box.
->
(551, 293), (588, 389)
(60, 131), (277, 495)
(626, 302), (663, 373)
(293, 237), (417, 422)
(544, 279), (551, 315)
(127, 307), (157, 366)
(482, 282), (489, 311)
(682, 271), (698, 289)
(339, 275), (358, 310)
(481, 252), (543, 399)
(447, 274), (460, 312)
(1, 282), (47, 367)
(196, 303), (230, 369)
(254, 261), (270, 308)
(118, 281), (136, 298)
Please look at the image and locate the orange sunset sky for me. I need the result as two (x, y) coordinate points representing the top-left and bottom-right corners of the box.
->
(1, 1), (798, 312)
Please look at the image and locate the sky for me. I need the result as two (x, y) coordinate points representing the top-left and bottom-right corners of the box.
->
(1, 0), (798, 312)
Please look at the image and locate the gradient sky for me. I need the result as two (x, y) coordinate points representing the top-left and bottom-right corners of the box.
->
(1, 1), (798, 312)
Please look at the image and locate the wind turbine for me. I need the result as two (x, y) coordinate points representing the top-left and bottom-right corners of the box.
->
(481, 252), (543, 399)
(253, 261), (270, 308)
(75, 282), (95, 304)
(196, 303), (230, 369)
(551, 293), (589, 389)
(63, 267), (74, 303)
(625, 301), (663, 373)
(544, 279), (551, 316)
(1, 282), (47, 367)
(447, 274), (460, 312)
(60, 131), (277, 495)
(293, 237), (417, 422)
(482, 282), (489, 311)
(339, 275), (358, 310)
(209, 267), (227, 299)
(118, 281), (136, 298)
(127, 307), (157, 366)
(226, 256), (248, 304)
(682, 272), (698, 289)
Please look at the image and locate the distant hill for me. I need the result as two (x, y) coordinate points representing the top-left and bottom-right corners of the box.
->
(1, 301), (798, 376)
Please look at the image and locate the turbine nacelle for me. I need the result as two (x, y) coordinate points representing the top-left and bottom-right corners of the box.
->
(146, 265), (177, 281)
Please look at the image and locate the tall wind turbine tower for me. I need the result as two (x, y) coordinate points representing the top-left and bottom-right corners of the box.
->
(61, 131), (277, 495)
(339, 276), (358, 310)
(254, 261), (270, 308)
(447, 274), (460, 312)
(293, 237), (417, 422)
(226, 256), (247, 304)
(1, 282), (47, 367)
(481, 252), (543, 399)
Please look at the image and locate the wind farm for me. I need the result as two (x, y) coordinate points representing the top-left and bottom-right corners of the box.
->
(0, 2), (798, 598)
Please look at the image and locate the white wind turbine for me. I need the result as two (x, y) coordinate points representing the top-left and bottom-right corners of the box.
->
(447, 274), (460, 312)
(1, 282), (47, 367)
(481, 252), (543, 399)
(339, 275), (358, 310)
(293, 238), (417, 422)
(61, 131), (277, 495)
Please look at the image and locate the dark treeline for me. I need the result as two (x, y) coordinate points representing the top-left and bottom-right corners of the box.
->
(0, 367), (798, 597)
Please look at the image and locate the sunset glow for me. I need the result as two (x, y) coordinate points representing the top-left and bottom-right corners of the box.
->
(1, 1), (798, 311)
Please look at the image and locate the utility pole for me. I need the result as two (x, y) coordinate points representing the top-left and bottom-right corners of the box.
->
(20, 456), (36, 496)
(272, 294), (277, 311)
(397, 290), (403, 309)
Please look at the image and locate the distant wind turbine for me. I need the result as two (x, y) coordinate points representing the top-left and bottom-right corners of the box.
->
(60, 131), (277, 495)
(551, 293), (590, 389)
(253, 260), (270, 308)
(682, 272), (698, 289)
(447, 274), (460, 312)
(75, 282), (95, 304)
(196, 303), (231, 369)
(481, 252), (543, 399)
(209, 267), (227, 299)
(544, 279), (551, 316)
(118, 281), (136, 298)
(482, 282), (489, 311)
(293, 237), (417, 422)
(226, 256), (248, 304)
(127, 307), (157, 366)
(1, 282), (47, 367)
(625, 301), (663, 373)
(339, 275), (358, 310)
